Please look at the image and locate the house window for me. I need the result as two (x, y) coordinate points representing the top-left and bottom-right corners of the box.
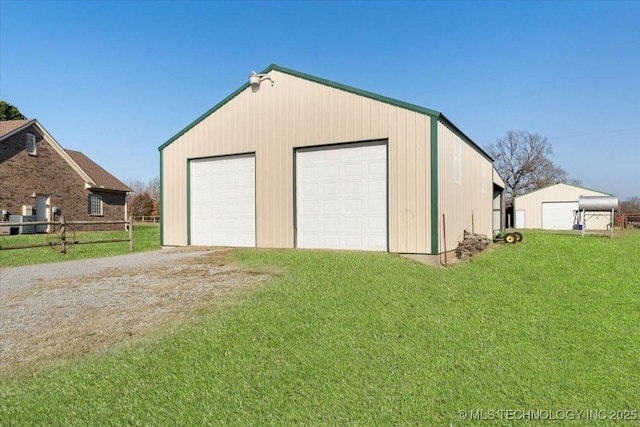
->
(454, 137), (462, 183)
(89, 194), (103, 216)
(26, 133), (37, 155)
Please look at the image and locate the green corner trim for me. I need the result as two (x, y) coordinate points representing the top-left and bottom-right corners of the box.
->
(186, 159), (191, 246)
(159, 150), (164, 246)
(430, 116), (439, 254)
(292, 149), (297, 248)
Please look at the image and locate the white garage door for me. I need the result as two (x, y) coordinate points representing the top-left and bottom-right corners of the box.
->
(296, 142), (387, 251)
(542, 201), (578, 230)
(190, 154), (255, 246)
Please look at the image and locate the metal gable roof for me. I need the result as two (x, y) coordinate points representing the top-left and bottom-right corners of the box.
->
(158, 64), (492, 162)
(514, 182), (613, 200)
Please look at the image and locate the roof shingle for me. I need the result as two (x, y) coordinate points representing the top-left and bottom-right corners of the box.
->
(0, 119), (33, 138)
(65, 150), (131, 192)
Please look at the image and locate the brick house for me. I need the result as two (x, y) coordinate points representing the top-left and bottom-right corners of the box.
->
(0, 119), (131, 231)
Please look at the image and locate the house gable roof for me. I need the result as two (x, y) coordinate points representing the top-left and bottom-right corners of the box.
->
(1, 119), (130, 193)
(66, 150), (131, 192)
(0, 119), (35, 139)
(158, 64), (492, 161)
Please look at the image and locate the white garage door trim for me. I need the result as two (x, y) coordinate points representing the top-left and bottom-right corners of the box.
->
(295, 141), (388, 251)
(542, 201), (578, 230)
(189, 153), (256, 247)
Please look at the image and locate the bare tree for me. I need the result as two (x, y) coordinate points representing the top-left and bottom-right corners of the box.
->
(488, 130), (581, 199)
(146, 177), (160, 201)
(126, 178), (147, 194)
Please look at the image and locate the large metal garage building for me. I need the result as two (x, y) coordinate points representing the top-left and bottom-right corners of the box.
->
(514, 183), (612, 230)
(159, 65), (505, 258)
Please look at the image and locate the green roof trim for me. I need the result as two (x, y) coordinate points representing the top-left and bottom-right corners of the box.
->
(159, 64), (494, 163)
(158, 81), (250, 151)
(159, 63), (494, 163)
(437, 115), (493, 163)
(159, 63), (446, 152)
(266, 64), (442, 117)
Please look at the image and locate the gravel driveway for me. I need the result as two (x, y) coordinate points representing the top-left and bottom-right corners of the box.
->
(0, 248), (269, 373)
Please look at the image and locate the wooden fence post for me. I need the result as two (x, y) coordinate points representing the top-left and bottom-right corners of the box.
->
(129, 215), (134, 252)
(60, 215), (67, 254)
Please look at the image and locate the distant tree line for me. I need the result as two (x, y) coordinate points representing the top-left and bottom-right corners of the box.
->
(620, 197), (640, 214)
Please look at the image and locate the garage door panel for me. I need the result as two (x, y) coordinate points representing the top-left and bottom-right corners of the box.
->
(344, 181), (361, 194)
(190, 154), (255, 247)
(345, 199), (362, 213)
(324, 217), (340, 231)
(296, 142), (387, 251)
(323, 200), (339, 212)
(323, 165), (340, 178)
(345, 163), (363, 176)
(368, 234), (387, 248)
(345, 217), (363, 231)
(368, 161), (386, 177)
(542, 202), (578, 230)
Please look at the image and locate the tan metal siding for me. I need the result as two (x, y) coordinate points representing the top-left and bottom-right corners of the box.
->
(514, 183), (610, 229)
(438, 121), (494, 251)
(161, 70), (432, 253)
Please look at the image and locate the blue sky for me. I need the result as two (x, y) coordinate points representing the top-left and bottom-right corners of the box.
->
(1, 0), (638, 199)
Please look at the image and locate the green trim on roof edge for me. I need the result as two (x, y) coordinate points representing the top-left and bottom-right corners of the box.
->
(265, 64), (442, 117)
(159, 64), (446, 152)
(158, 64), (494, 163)
(277, 65), (495, 163)
(159, 81), (251, 151)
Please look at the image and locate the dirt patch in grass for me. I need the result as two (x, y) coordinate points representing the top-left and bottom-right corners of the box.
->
(0, 250), (272, 375)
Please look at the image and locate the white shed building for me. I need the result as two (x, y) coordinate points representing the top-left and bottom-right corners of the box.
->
(159, 65), (505, 259)
(514, 183), (613, 230)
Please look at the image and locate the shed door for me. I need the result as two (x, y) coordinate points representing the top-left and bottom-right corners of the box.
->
(35, 195), (48, 233)
(515, 210), (526, 229)
(190, 154), (255, 246)
(542, 201), (578, 230)
(296, 142), (387, 251)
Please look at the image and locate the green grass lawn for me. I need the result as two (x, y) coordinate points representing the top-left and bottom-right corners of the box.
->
(0, 224), (160, 266)
(1, 231), (638, 425)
